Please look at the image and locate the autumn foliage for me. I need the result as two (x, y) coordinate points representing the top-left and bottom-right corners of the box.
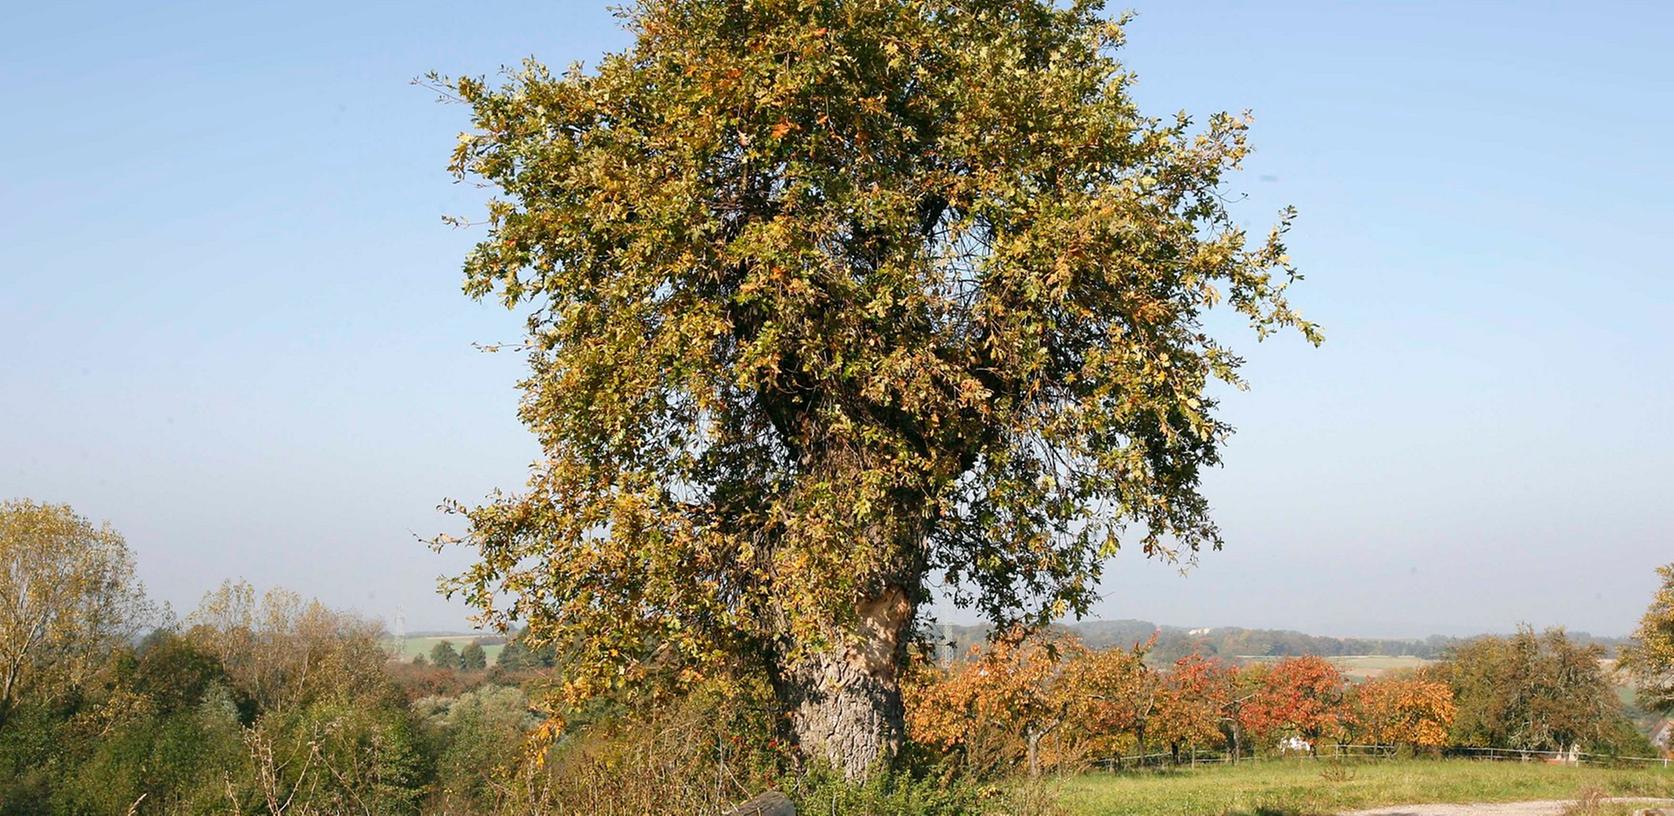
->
(907, 636), (1473, 774)
(436, 0), (1321, 778)
(1149, 653), (1234, 758)
(1350, 676), (1456, 751)
(1239, 655), (1347, 748)
(905, 631), (1152, 776)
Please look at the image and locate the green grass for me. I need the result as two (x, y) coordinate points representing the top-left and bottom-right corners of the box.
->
(1054, 759), (1674, 816)
(383, 635), (504, 664)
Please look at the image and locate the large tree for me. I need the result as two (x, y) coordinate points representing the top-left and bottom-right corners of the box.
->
(1621, 563), (1674, 715)
(1431, 627), (1641, 754)
(0, 499), (149, 720)
(439, 0), (1318, 777)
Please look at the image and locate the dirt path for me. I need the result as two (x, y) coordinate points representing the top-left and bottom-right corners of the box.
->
(1341, 799), (1674, 816)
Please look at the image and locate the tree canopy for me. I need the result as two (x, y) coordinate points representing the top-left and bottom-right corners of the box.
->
(0, 499), (149, 720)
(1622, 563), (1674, 715)
(1430, 628), (1647, 755)
(430, 641), (462, 671)
(461, 641), (489, 671)
(438, 0), (1318, 776)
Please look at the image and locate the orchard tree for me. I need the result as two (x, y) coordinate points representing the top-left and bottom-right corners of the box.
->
(1350, 676), (1455, 752)
(905, 630), (1148, 776)
(1241, 656), (1345, 750)
(1057, 636), (1154, 761)
(0, 499), (149, 720)
(1430, 627), (1633, 753)
(905, 631), (1081, 777)
(438, 0), (1319, 777)
(1149, 653), (1232, 761)
(1621, 563), (1674, 714)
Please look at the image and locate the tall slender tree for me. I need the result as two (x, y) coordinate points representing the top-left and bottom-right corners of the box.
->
(438, 0), (1318, 777)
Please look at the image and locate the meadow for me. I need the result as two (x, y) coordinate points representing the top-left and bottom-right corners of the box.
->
(1236, 655), (1435, 681)
(1054, 759), (1674, 816)
(385, 634), (505, 663)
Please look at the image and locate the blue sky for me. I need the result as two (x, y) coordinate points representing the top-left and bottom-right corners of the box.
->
(2, 1), (1669, 636)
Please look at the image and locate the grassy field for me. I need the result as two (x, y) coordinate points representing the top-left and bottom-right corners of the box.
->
(1055, 759), (1674, 816)
(384, 634), (504, 664)
(1236, 655), (1434, 681)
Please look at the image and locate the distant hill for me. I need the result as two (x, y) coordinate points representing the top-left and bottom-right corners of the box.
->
(925, 619), (1630, 664)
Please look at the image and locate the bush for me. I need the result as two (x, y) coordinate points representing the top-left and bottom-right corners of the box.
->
(235, 700), (431, 815)
(55, 696), (246, 816)
(497, 678), (784, 816)
(422, 685), (536, 812)
(794, 765), (986, 816)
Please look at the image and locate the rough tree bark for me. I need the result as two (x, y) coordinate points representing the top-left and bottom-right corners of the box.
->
(775, 584), (915, 780)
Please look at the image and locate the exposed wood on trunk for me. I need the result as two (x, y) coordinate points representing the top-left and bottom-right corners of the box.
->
(778, 584), (914, 780)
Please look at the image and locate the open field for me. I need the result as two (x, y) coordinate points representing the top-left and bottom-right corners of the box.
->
(1237, 655), (1435, 680)
(1055, 759), (1674, 816)
(383, 634), (504, 664)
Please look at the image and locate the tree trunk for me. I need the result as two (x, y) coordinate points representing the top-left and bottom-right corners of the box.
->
(776, 584), (913, 780)
(1026, 728), (1041, 778)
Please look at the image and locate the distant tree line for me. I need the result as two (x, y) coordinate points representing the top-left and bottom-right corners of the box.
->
(932, 619), (1633, 664)
(410, 632), (555, 673)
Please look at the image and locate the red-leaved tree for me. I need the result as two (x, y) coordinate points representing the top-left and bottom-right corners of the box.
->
(1240, 655), (1346, 751)
(1149, 653), (1233, 761)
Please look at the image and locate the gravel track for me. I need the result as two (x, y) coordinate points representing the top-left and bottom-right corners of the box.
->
(1340, 798), (1674, 816)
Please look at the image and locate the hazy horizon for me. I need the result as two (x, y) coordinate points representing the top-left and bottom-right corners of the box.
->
(3, 2), (1669, 638)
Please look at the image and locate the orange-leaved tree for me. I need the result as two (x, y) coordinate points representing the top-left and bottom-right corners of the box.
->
(905, 631), (1084, 777)
(1350, 675), (1455, 752)
(1056, 636), (1155, 765)
(905, 631), (1153, 776)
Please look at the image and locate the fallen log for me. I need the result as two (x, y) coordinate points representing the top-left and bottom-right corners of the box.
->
(725, 790), (794, 816)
